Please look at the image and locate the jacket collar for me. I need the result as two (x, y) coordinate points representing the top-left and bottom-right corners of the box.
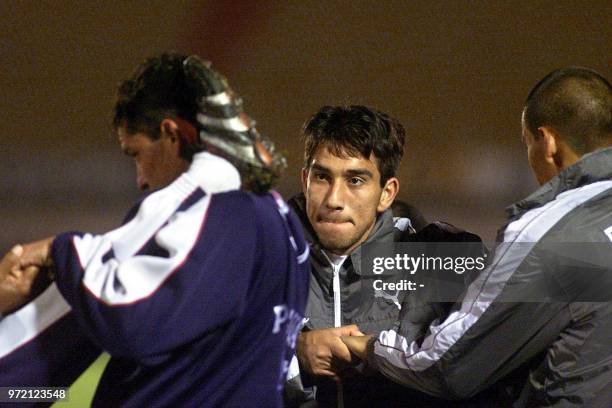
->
(506, 146), (612, 220)
(186, 151), (241, 193)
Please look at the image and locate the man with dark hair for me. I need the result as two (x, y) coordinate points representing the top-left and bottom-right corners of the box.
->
(299, 105), (406, 257)
(343, 67), (612, 407)
(523, 67), (612, 160)
(0, 52), (309, 408)
(286, 105), (476, 406)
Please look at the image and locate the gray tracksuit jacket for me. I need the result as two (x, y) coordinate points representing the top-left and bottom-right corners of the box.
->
(286, 194), (484, 407)
(290, 194), (414, 335)
(369, 147), (612, 407)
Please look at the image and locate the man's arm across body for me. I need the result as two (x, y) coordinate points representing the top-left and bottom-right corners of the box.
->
(0, 246), (101, 395)
(15, 167), (255, 363)
(343, 185), (612, 401)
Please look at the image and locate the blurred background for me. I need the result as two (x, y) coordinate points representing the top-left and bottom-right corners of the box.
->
(1, 0), (610, 250)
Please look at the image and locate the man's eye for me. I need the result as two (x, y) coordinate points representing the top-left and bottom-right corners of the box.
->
(314, 173), (328, 181)
(349, 177), (364, 186)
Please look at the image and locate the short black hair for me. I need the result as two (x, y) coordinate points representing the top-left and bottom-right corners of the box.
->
(113, 52), (213, 158)
(302, 105), (406, 186)
(524, 67), (612, 153)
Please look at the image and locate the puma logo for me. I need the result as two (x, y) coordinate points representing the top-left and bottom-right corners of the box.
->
(374, 289), (401, 310)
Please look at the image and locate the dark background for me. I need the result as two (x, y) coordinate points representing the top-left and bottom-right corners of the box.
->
(1, 1), (610, 250)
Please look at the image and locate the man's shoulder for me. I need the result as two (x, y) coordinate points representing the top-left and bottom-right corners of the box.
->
(397, 221), (482, 243)
(540, 187), (612, 243)
(210, 189), (275, 213)
(211, 190), (305, 235)
(208, 189), (258, 215)
(507, 180), (612, 243)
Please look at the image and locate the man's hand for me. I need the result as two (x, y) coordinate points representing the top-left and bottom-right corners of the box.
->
(296, 325), (363, 379)
(19, 237), (55, 269)
(341, 334), (374, 362)
(0, 237), (56, 316)
(0, 245), (42, 315)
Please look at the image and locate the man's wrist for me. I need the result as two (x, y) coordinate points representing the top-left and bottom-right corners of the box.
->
(365, 334), (379, 369)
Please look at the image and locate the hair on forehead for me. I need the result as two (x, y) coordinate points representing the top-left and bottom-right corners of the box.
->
(319, 139), (373, 160)
(302, 105), (405, 186)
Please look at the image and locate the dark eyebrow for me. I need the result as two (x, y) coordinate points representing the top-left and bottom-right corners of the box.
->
(310, 163), (373, 179)
(345, 169), (374, 179)
(310, 163), (331, 173)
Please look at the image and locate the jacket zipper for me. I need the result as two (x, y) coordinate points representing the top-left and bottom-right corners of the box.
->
(332, 264), (341, 328)
(333, 263), (344, 408)
(321, 252), (344, 408)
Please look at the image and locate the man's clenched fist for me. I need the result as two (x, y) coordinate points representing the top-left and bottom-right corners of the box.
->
(0, 237), (55, 315)
(296, 324), (363, 380)
(0, 245), (40, 314)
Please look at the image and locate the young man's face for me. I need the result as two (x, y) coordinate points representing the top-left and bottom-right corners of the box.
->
(302, 144), (397, 255)
(118, 126), (189, 191)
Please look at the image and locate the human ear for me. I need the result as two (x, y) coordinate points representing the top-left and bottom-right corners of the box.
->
(540, 126), (582, 171)
(377, 177), (399, 212)
(536, 126), (558, 165)
(160, 119), (180, 143)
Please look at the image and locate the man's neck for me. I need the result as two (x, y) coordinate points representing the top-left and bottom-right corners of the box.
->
(322, 250), (348, 268)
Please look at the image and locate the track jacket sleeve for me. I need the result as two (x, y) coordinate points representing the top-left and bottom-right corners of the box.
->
(367, 240), (571, 399)
(0, 285), (101, 397)
(368, 181), (612, 400)
(50, 165), (252, 362)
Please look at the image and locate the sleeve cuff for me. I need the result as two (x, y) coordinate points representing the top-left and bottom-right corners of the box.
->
(366, 334), (381, 370)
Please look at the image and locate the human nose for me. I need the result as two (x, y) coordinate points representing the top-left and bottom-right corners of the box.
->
(324, 179), (346, 210)
(135, 165), (149, 191)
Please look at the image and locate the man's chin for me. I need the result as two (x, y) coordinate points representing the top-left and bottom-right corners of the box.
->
(315, 220), (354, 236)
(318, 237), (354, 255)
